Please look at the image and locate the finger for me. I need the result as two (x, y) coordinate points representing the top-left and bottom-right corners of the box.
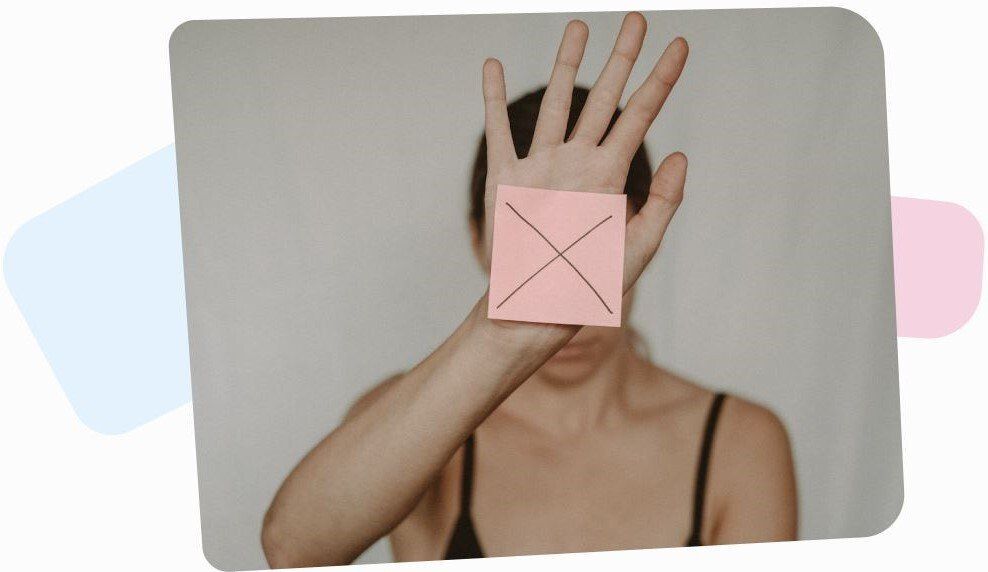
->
(570, 12), (647, 145)
(604, 37), (688, 160)
(482, 58), (516, 167)
(623, 152), (687, 290)
(530, 20), (589, 152)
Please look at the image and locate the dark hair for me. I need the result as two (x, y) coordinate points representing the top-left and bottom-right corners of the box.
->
(469, 86), (653, 234)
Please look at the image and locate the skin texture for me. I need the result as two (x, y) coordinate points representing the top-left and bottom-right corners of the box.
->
(261, 13), (797, 568)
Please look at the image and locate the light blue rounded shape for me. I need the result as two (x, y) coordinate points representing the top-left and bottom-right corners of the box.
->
(3, 145), (191, 434)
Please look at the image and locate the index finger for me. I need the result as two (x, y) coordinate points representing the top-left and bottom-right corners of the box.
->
(482, 58), (517, 167)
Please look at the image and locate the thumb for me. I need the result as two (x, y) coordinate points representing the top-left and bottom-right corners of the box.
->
(623, 152), (687, 291)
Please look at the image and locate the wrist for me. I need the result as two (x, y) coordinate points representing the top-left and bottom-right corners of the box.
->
(465, 292), (578, 358)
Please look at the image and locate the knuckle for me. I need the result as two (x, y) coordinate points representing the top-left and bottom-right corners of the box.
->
(651, 67), (678, 91)
(653, 188), (683, 208)
(611, 48), (638, 67)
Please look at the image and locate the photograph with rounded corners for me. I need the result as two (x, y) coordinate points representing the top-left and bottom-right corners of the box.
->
(169, 8), (902, 570)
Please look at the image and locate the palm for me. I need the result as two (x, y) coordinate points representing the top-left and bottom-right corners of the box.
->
(480, 14), (689, 293)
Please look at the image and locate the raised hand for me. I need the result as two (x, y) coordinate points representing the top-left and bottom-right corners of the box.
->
(480, 13), (689, 293)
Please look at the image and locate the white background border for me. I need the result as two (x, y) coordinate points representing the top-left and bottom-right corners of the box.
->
(0, 1), (984, 570)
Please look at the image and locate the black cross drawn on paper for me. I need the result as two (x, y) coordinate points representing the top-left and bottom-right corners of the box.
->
(495, 202), (614, 314)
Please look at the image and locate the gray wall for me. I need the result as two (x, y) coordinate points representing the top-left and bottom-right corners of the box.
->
(170, 9), (901, 570)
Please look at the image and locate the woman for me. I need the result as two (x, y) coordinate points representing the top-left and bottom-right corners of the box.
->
(261, 13), (797, 568)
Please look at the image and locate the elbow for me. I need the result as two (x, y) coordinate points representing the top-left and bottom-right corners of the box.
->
(261, 506), (354, 569)
(261, 507), (302, 569)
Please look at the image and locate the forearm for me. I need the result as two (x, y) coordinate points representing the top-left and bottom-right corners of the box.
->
(262, 296), (575, 567)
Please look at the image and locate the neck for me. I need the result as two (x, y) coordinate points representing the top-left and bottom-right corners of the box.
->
(496, 334), (641, 437)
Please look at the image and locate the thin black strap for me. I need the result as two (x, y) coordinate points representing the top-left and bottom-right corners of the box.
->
(445, 434), (484, 559)
(460, 434), (475, 511)
(687, 392), (727, 546)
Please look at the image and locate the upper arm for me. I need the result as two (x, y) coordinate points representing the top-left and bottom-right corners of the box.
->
(709, 397), (797, 544)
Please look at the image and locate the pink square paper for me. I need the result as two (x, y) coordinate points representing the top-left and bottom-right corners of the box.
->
(487, 185), (626, 327)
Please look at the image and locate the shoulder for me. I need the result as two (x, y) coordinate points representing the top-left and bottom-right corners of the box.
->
(630, 362), (788, 450)
(710, 394), (795, 512)
(715, 395), (791, 462)
(708, 394), (798, 541)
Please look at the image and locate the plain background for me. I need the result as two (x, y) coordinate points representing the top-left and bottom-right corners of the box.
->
(170, 8), (901, 570)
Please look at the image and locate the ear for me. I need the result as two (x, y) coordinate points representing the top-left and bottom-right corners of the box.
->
(470, 219), (489, 273)
(622, 286), (636, 314)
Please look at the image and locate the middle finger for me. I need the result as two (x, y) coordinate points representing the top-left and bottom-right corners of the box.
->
(569, 12), (647, 145)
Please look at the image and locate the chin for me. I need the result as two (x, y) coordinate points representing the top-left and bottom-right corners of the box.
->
(536, 325), (627, 384)
(538, 345), (605, 384)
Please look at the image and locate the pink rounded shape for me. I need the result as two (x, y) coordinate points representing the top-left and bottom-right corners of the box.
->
(892, 197), (983, 338)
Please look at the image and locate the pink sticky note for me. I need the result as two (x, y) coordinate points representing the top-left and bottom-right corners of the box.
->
(487, 185), (626, 327)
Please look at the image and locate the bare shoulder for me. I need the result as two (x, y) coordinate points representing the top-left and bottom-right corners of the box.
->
(711, 395), (796, 527)
(609, 358), (796, 542)
(716, 395), (792, 464)
(634, 360), (794, 492)
(709, 395), (798, 541)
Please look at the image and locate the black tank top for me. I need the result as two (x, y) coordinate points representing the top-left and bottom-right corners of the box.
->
(444, 392), (727, 559)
